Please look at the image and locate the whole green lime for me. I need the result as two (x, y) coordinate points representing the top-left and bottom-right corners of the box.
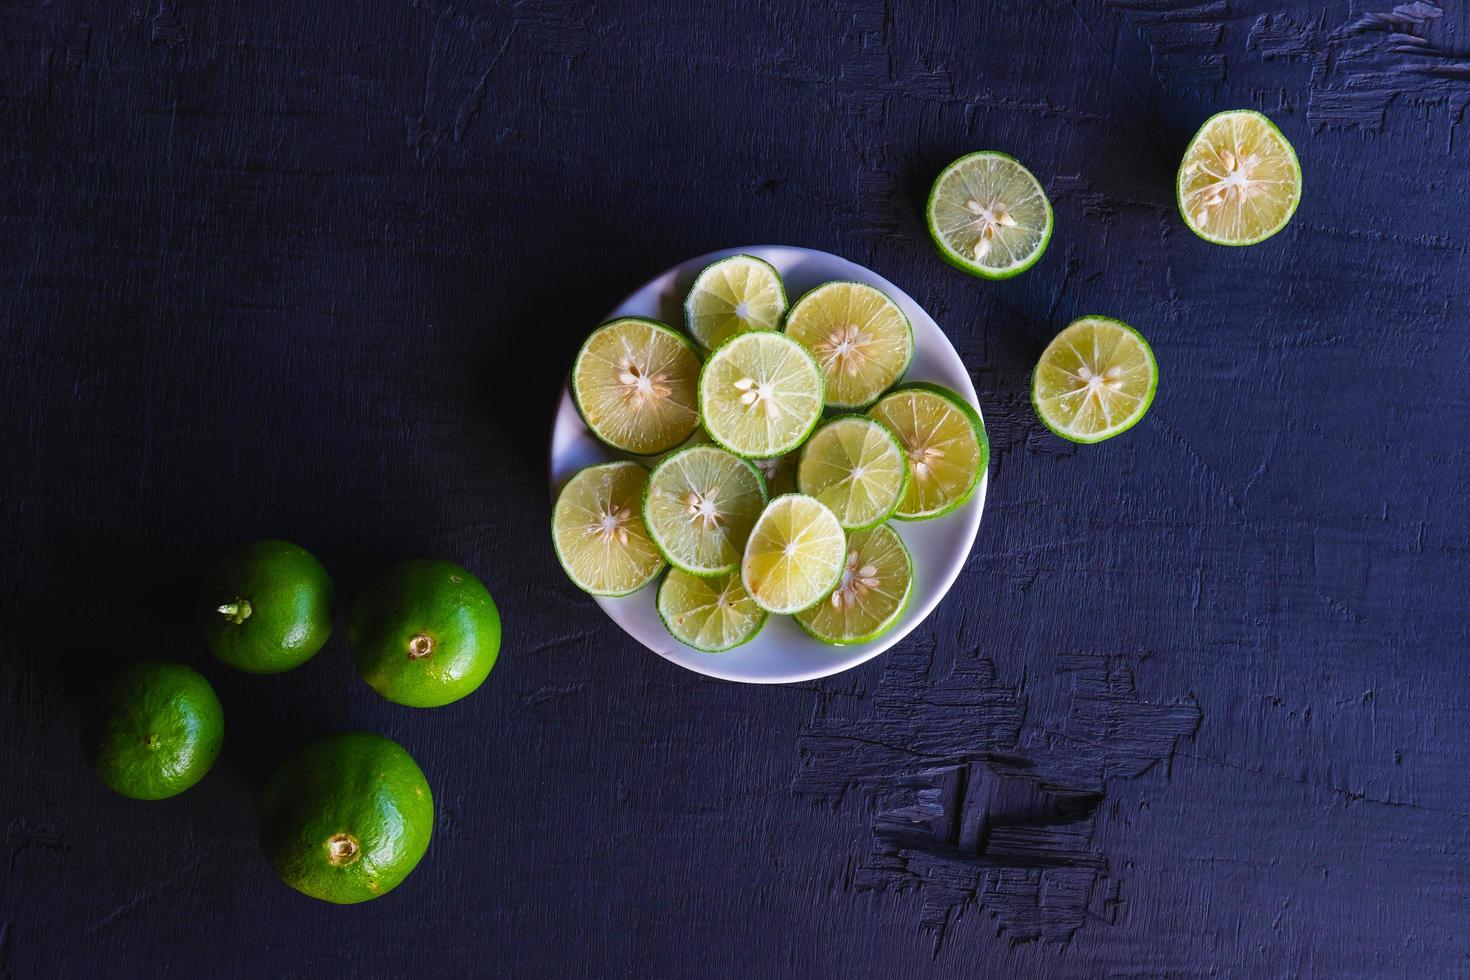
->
(197, 540), (335, 674)
(260, 732), (433, 904)
(83, 661), (224, 800)
(347, 560), (500, 708)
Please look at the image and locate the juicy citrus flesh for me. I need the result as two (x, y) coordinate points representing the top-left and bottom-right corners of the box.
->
(1032, 316), (1157, 443)
(928, 152), (1052, 278)
(783, 281), (912, 408)
(868, 385), (987, 519)
(83, 661), (224, 800)
(260, 732), (433, 905)
(657, 569), (767, 652)
(196, 539), (335, 674)
(347, 560), (501, 708)
(684, 254), (788, 350)
(699, 332), (824, 458)
(740, 494), (847, 614)
(573, 318), (701, 455)
(644, 445), (767, 576)
(1178, 110), (1301, 245)
(795, 524), (914, 645)
(796, 415), (908, 530)
(552, 461), (665, 596)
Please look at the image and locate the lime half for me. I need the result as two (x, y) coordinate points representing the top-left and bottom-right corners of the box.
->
(1032, 316), (1157, 443)
(643, 445), (768, 576)
(868, 383), (987, 520)
(657, 569), (767, 652)
(552, 461), (665, 596)
(783, 281), (913, 408)
(740, 494), (847, 614)
(699, 332), (824, 458)
(1178, 110), (1301, 246)
(796, 415), (908, 530)
(795, 524), (913, 645)
(684, 254), (788, 350)
(572, 318), (701, 456)
(927, 152), (1053, 279)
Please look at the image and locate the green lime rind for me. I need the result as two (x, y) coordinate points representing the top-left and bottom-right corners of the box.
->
(794, 524), (915, 646)
(655, 568), (768, 652)
(869, 382), (989, 521)
(1030, 315), (1158, 444)
(642, 444), (769, 577)
(697, 331), (826, 460)
(683, 254), (789, 351)
(926, 151), (1054, 280)
(83, 661), (224, 801)
(1176, 109), (1302, 247)
(795, 414), (910, 531)
(783, 280), (914, 410)
(740, 493), (848, 615)
(551, 461), (666, 597)
(196, 540), (335, 674)
(571, 317), (702, 457)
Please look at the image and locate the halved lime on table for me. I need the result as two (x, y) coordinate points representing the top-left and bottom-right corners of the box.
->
(796, 415), (908, 530)
(657, 569), (767, 652)
(868, 383), (987, 520)
(699, 331), (824, 459)
(1178, 109), (1301, 246)
(927, 151), (1053, 279)
(684, 254), (788, 350)
(83, 661), (224, 800)
(783, 281), (912, 409)
(740, 493), (847, 614)
(795, 524), (914, 645)
(1032, 316), (1157, 443)
(552, 461), (665, 596)
(643, 445), (768, 576)
(572, 317), (701, 456)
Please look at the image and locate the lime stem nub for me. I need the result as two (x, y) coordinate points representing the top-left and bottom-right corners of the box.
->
(326, 833), (360, 866)
(216, 599), (252, 624)
(407, 633), (434, 660)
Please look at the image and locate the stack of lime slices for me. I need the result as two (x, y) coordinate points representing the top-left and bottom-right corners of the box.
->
(552, 254), (989, 652)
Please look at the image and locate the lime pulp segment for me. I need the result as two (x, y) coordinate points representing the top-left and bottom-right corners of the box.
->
(684, 254), (788, 350)
(699, 331), (824, 458)
(740, 494), (847, 614)
(868, 384), (987, 520)
(552, 461), (665, 596)
(1178, 110), (1301, 246)
(796, 415), (909, 530)
(795, 524), (914, 645)
(657, 569), (767, 652)
(783, 281), (913, 408)
(927, 152), (1052, 279)
(1031, 316), (1157, 443)
(572, 318), (702, 456)
(643, 445), (768, 576)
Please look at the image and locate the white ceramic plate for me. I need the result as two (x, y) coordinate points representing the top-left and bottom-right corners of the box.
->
(549, 246), (986, 684)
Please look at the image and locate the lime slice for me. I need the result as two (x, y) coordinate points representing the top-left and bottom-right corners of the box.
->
(684, 254), (788, 350)
(740, 494), (847, 614)
(1031, 316), (1157, 443)
(1178, 110), (1301, 246)
(783, 281), (913, 409)
(572, 318), (701, 456)
(657, 569), (767, 652)
(795, 524), (914, 645)
(643, 445), (768, 576)
(868, 383), (987, 520)
(699, 332), (824, 459)
(926, 152), (1053, 279)
(796, 415), (909, 530)
(551, 461), (665, 596)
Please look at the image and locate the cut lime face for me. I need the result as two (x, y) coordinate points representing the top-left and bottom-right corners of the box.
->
(684, 254), (788, 350)
(1032, 316), (1157, 443)
(927, 152), (1053, 279)
(572, 318), (701, 456)
(795, 524), (914, 645)
(796, 415), (908, 530)
(1178, 110), (1301, 246)
(868, 383), (987, 520)
(699, 332), (824, 458)
(551, 461), (665, 596)
(657, 569), (767, 652)
(783, 281), (912, 408)
(740, 494), (847, 614)
(643, 445), (768, 576)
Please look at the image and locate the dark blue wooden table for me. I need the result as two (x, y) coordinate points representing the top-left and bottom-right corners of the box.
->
(4, 2), (1467, 976)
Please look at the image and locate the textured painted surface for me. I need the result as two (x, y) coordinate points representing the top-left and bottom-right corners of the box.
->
(2, 1), (1468, 976)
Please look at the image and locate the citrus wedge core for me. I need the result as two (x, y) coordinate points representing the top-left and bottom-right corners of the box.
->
(572, 318), (701, 456)
(795, 524), (914, 645)
(783, 281), (912, 408)
(927, 151), (1052, 279)
(684, 254), (788, 350)
(552, 461), (665, 596)
(1178, 109), (1301, 246)
(796, 415), (908, 530)
(657, 569), (767, 652)
(1032, 316), (1157, 443)
(740, 494), (847, 614)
